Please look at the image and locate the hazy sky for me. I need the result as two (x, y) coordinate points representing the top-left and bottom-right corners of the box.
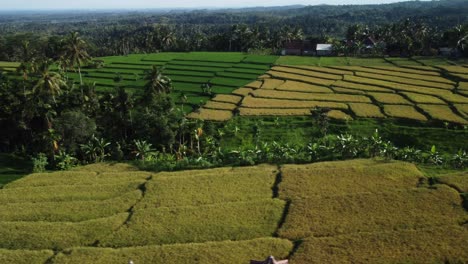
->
(1, 0), (431, 10)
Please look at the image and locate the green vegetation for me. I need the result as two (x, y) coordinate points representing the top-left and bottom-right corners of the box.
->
(0, 154), (30, 188)
(0, 249), (53, 264)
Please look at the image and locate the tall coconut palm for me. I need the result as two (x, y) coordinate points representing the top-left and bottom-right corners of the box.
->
(144, 65), (172, 95)
(62, 32), (91, 86)
(33, 61), (66, 104)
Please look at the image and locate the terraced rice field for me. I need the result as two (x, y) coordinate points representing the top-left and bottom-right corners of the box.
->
(193, 57), (468, 124)
(1, 159), (466, 263)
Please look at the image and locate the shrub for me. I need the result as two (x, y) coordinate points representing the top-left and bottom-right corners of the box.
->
(32, 153), (48, 173)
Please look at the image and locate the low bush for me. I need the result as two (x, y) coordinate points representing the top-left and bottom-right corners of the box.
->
(54, 238), (292, 264)
(100, 199), (285, 247)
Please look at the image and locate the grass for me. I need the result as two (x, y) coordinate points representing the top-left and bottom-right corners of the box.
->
(0, 190), (141, 222)
(290, 226), (468, 264)
(279, 160), (423, 200)
(348, 103), (385, 118)
(100, 199), (285, 247)
(0, 213), (128, 250)
(243, 55), (279, 64)
(0, 154), (30, 188)
(275, 56), (321, 66)
(187, 108), (233, 121)
(136, 165), (278, 208)
(383, 105), (428, 121)
(278, 185), (467, 239)
(54, 238), (293, 264)
(0, 249), (53, 264)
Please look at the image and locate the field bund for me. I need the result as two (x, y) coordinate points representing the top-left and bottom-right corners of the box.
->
(0, 160), (467, 263)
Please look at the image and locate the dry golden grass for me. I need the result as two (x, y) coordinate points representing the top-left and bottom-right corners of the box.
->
(454, 104), (468, 118)
(239, 108), (311, 116)
(232, 87), (254, 96)
(401, 92), (446, 104)
(211, 94), (242, 104)
(383, 105), (428, 121)
(356, 71), (454, 90)
(419, 104), (468, 124)
(290, 226), (468, 264)
(283, 65), (353, 75)
(245, 80), (263, 89)
(331, 87), (366, 94)
(436, 171), (468, 193)
(327, 110), (352, 120)
(279, 160), (423, 200)
(203, 101), (237, 111)
(459, 82), (468, 90)
(241, 96), (348, 109)
(72, 163), (140, 172)
(251, 89), (371, 103)
(187, 108), (233, 121)
(279, 185), (467, 239)
(276, 80), (333, 93)
(353, 67), (453, 84)
(333, 80), (393, 93)
(370, 66), (441, 76)
(271, 66), (343, 80)
(348, 103), (385, 118)
(258, 74), (271, 79)
(368, 92), (412, 104)
(266, 71), (336, 86)
(261, 78), (284, 89)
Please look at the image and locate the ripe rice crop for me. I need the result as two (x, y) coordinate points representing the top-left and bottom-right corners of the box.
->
(279, 160), (423, 200)
(267, 71), (336, 86)
(333, 80), (393, 92)
(439, 65), (468, 74)
(353, 67), (452, 84)
(232, 87), (254, 96)
(187, 108), (233, 121)
(278, 186), (466, 239)
(436, 172), (468, 193)
(5, 171), (150, 188)
(0, 190), (141, 222)
(245, 80), (263, 89)
(355, 71), (454, 90)
(136, 166), (277, 208)
(276, 80), (333, 93)
(212, 94), (242, 104)
(454, 104), (468, 118)
(239, 108), (311, 116)
(285, 66), (353, 75)
(383, 105), (428, 121)
(332, 87), (366, 94)
(241, 96), (348, 109)
(401, 92), (446, 104)
(348, 103), (385, 118)
(54, 238), (292, 264)
(251, 89), (371, 103)
(346, 57), (391, 66)
(271, 66), (343, 80)
(370, 66), (441, 76)
(0, 249), (53, 264)
(100, 199), (285, 247)
(459, 82), (468, 90)
(367, 92), (412, 104)
(436, 92), (468, 103)
(203, 101), (237, 111)
(449, 72), (468, 80)
(418, 104), (467, 124)
(290, 226), (468, 264)
(0, 213), (128, 250)
(261, 78), (284, 89)
(0, 182), (142, 203)
(327, 110), (352, 120)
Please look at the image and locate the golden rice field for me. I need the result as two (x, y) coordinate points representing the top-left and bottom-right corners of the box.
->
(188, 64), (468, 124)
(1, 159), (466, 263)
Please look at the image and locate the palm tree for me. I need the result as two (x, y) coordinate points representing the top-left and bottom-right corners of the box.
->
(62, 32), (91, 86)
(134, 140), (156, 161)
(33, 60), (66, 104)
(144, 65), (172, 95)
